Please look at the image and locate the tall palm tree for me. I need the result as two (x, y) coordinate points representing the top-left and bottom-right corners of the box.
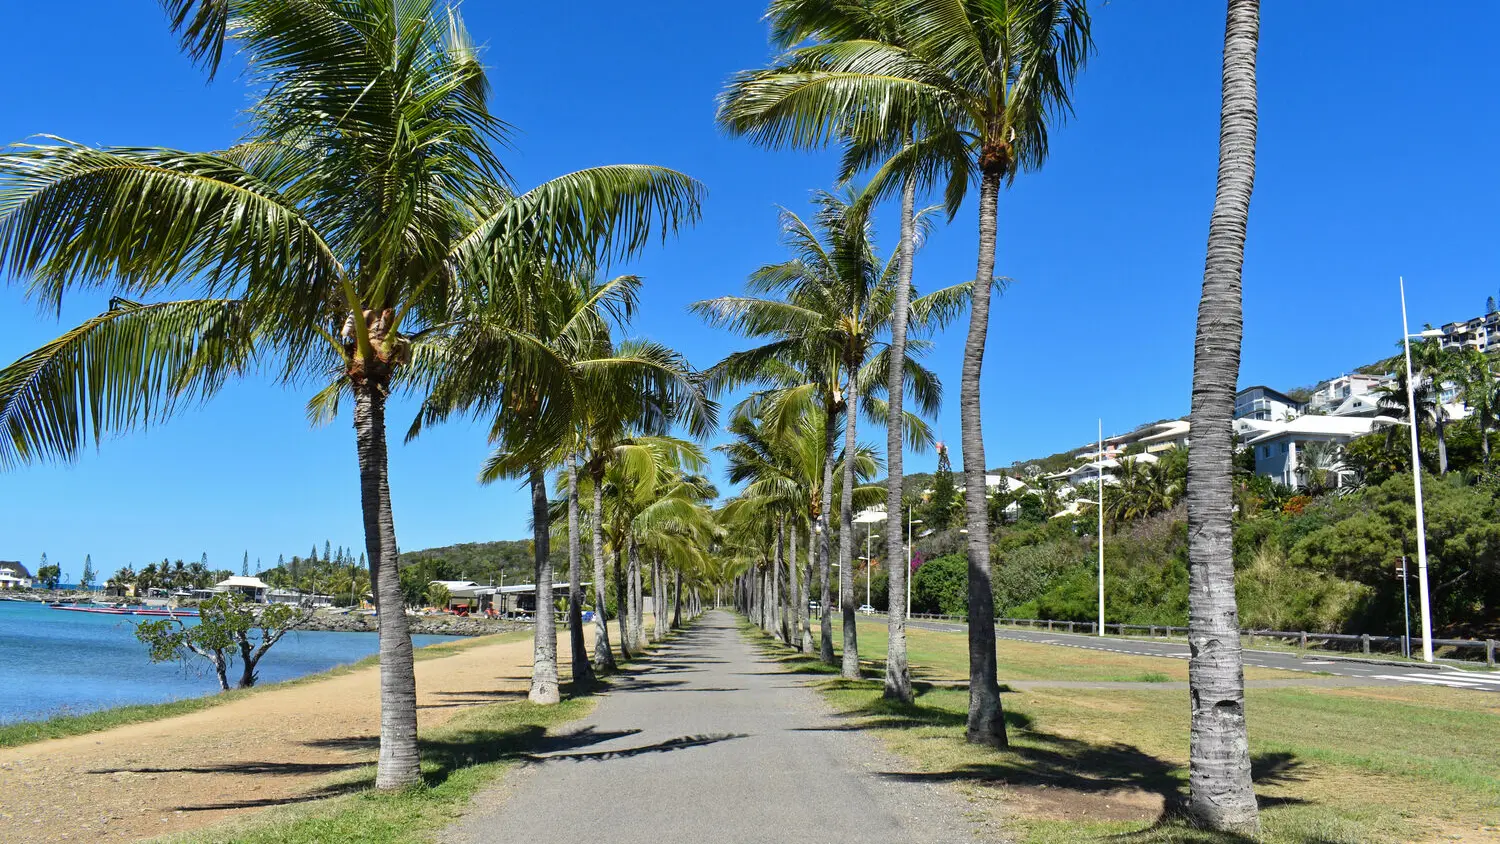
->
(0, 1), (700, 788)
(694, 189), (951, 677)
(410, 269), (681, 702)
(1454, 348), (1498, 465)
(722, 0), (1091, 742)
(1184, 0), (1261, 833)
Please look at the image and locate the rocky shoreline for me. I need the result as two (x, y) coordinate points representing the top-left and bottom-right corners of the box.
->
(296, 612), (522, 637)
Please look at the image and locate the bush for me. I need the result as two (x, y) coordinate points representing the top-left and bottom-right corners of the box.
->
(910, 554), (967, 616)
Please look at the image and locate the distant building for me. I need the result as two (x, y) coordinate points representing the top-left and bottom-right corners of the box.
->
(1437, 312), (1500, 353)
(215, 575), (270, 603)
(0, 562), (33, 590)
(1307, 373), (1387, 415)
(1243, 416), (1381, 488)
(1234, 386), (1304, 422)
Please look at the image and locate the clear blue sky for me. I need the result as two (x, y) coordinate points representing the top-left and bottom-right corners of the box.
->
(3, 2), (1497, 579)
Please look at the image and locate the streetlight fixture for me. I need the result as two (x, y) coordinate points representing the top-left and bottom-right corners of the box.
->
(1399, 277), (1442, 663)
(865, 531), (879, 608)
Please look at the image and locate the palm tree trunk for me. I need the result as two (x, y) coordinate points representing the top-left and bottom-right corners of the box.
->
(627, 536), (644, 652)
(590, 467), (617, 671)
(788, 520), (802, 649)
(1435, 410), (1449, 474)
(568, 454), (594, 685)
(353, 384), (421, 789)
(773, 523), (784, 641)
(672, 567), (683, 628)
(884, 168), (917, 703)
(528, 465), (560, 704)
(838, 384), (860, 679)
(960, 167), (1006, 748)
(654, 555), (669, 641)
(614, 548), (632, 661)
(818, 412), (837, 664)
(1185, 0), (1261, 834)
(763, 558), (774, 634)
(802, 523), (815, 653)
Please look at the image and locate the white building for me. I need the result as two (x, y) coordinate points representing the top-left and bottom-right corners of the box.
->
(1307, 373), (1386, 414)
(215, 575), (271, 603)
(1243, 416), (1382, 488)
(1437, 312), (1500, 354)
(0, 562), (33, 590)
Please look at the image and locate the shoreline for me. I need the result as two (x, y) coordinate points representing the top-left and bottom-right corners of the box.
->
(298, 611), (526, 637)
(0, 630), (527, 749)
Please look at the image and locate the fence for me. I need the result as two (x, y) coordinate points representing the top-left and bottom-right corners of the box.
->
(899, 612), (1498, 667)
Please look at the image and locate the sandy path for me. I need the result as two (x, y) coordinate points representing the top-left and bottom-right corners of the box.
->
(0, 631), (573, 843)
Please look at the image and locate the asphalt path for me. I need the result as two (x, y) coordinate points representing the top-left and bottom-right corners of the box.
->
(447, 611), (987, 844)
(899, 617), (1500, 694)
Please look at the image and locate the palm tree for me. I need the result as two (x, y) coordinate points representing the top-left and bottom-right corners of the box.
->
(694, 189), (951, 677)
(1183, 0), (1261, 833)
(1454, 348), (1498, 465)
(410, 268), (661, 702)
(722, 0), (1091, 742)
(0, 1), (699, 788)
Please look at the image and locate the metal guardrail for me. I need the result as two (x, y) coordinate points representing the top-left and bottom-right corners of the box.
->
(896, 612), (1498, 667)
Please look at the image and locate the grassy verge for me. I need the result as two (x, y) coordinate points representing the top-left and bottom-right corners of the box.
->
(0, 630), (531, 750)
(176, 693), (596, 844)
(746, 618), (1500, 842)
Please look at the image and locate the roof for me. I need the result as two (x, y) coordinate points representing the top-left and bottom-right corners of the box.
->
(984, 474), (1028, 492)
(215, 575), (270, 589)
(430, 580), (481, 590)
(1244, 415), (1379, 446)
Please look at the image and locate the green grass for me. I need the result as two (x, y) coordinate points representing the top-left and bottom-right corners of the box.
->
(0, 630), (531, 750)
(747, 618), (1500, 843)
(176, 694), (595, 844)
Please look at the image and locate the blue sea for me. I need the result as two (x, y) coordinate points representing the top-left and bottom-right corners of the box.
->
(0, 601), (461, 724)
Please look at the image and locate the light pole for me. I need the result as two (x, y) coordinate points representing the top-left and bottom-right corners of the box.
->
(1098, 418), (1106, 637)
(864, 529), (879, 608)
(906, 507), (923, 616)
(1400, 277), (1441, 663)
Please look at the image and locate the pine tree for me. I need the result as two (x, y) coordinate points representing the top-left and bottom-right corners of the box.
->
(80, 554), (96, 590)
(927, 444), (959, 531)
(1488, 295), (1497, 315)
(242, 551), (250, 576)
(324, 541), (332, 563)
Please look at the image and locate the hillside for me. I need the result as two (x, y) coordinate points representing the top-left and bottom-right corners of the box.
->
(399, 539), (564, 583)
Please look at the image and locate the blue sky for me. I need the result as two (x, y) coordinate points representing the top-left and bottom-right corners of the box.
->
(2, 2), (1497, 579)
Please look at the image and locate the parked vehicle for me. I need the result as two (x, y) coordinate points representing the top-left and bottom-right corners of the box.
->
(858, 604), (876, 615)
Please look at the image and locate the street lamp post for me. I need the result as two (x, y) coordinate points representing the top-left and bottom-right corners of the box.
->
(865, 529), (879, 608)
(1400, 276), (1439, 663)
(1097, 419), (1106, 636)
(906, 507), (923, 616)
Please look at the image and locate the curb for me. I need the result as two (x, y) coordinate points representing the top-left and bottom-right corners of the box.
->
(1309, 654), (1447, 671)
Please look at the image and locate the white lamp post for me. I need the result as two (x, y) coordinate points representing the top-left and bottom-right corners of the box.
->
(1098, 418), (1106, 637)
(906, 508), (923, 616)
(1400, 277), (1442, 663)
(865, 530), (879, 608)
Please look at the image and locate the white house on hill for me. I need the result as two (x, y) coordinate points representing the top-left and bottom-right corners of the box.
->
(0, 562), (33, 589)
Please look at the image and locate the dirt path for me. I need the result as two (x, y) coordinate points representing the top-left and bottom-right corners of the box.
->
(0, 631), (563, 843)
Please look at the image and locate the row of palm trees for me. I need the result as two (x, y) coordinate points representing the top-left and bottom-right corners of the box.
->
(715, 0), (1263, 833)
(0, 0), (720, 791)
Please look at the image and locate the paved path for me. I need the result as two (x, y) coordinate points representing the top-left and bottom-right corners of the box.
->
(901, 618), (1500, 693)
(448, 611), (986, 844)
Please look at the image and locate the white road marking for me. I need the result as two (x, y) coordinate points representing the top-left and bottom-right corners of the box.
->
(1371, 673), (1491, 689)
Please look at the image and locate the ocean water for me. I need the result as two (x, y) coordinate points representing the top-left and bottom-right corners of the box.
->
(0, 601), (461, 723)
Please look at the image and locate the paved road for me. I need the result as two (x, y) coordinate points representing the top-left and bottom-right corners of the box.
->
(900, 618), (1500, 694)
(448, 611), (986, 844)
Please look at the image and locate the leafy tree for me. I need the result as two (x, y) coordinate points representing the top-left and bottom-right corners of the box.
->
(425, 582), (452, 610)
(37, 560), (61, 590)
(910, 553), (967, 616)
(135, 594), (307, 690)
(924, 444), (959, 530)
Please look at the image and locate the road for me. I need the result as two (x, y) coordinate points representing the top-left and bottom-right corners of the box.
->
(446, 611), (987, 844)
(898, 617), (1500, 694)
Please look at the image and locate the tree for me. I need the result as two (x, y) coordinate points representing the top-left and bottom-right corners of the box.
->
(241, 551), (249, 577)
(107, 566), (138, 596)
(37, 553), (61, 590)
(694, 186), (951, 679)
(1183, 0), (1261, 833)
(925, 443), (959, 530)
(79, 554), (95, 591)
(136, 594), (307, 691)
(0, 0), (699, 790)
(425, 582), (452, 610)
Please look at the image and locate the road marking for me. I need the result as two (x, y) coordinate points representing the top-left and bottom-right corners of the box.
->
(1303, 660), (1334, 665)
(1371, 673), (1495, 689)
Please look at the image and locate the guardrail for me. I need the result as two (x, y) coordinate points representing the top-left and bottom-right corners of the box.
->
(896, 612), (1499, 667)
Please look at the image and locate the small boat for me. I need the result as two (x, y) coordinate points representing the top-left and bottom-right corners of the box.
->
(47, 604), (199, 618)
